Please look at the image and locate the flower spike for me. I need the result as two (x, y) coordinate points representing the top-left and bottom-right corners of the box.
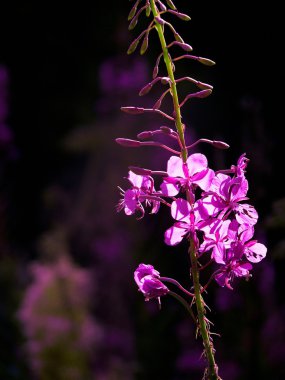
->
(116, 2), (267, 379)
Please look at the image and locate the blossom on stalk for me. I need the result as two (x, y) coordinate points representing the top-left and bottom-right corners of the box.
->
(134, 264), (169, 301)
(215, 260), (253, 290)
(229, 222), (267, 264)
(117, 171), (160, 218)
(161, 154), (214, 196)
(164, 198), (202, 246)
(205, 220), (267, 288)
(199, 219), (232, 264)
(201, 167), (258, 226)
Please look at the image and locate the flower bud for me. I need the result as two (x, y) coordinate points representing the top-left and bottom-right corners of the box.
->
(127, 39), (140, 55)
(116, 138), (141, 147)
(196, 89), (212, 98)
(153, 65), (159, 79)
(146, 4), (151, 17)
(128, 16), (138, 30)
(139, 83), (153, 96)
(198, 57), (216, 66)
(157, 0), (167, 11)
(128, 2), (137, 21)
(166, 0), (177, 10)
(137, 131), (153, 139)
(121, 107), (145, 114)
(160, 126), (173, 134)
(168, 10), (191, 21)
(140, 33), (149, 55)
(173, 42), (193, 52)
(196, 81), (213, 90)
(153, 98), (162, 109)
(212, 140), (230, 149)
(174, 32), (184, 43)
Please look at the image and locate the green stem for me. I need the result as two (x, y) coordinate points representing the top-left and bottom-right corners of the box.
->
(149, 0), (187, 162)
(149, 2), (220, 378)
(188, 239), (220, 380)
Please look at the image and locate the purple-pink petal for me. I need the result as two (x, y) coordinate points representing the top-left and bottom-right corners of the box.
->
(171, 198), (191, 221)
(167, 156), (184, 177)
(160, 180), (180, 196)
(245, 242), (267, 263)
(239, 224), (254, 243)
(186, 153), (208, 176)
(124, 189), (138, 215)
(165, 223), (188, 245)
(128, 171), (144, 188)
(134, 264), (160, 285)
(192, 168), (215, 191)
(140, 276), (169, 300)
(235, 204), (258, 226)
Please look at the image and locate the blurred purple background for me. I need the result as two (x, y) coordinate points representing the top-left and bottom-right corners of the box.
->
(0, 1), (284, 379)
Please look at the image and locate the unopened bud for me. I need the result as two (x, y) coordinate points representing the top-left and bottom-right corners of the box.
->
(153, 98), (162, 109)
(127, 39), (139, 55)
(168, 10), (191, 21)
(157, 0), (167, 11)
(128, 3), (137, 21)
(160, 126), (174, 134)
(212, 140), (230, 149)
(198, 57), (216, 66)
(139, 83), (152, 96)
(196, 89), (212, 98)
(173, 42), (193, 52)
(140, 33), (149, 55)
(137, 131), (153, 139)
(153, 54), (162, 79)
(116, 138), (141, 147)
(174, 33), (184, 43)
(121, 107), (145, 114)
(128, 16), (138, 30)
(196, 81), (213, 90)
(153, 65), (159, 79)
(166, 0), (177, 10)
(129, 166), (152, 176)
(146, 4), (151, 17)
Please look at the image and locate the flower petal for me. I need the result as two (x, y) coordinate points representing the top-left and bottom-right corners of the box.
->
(167, 156), (184, 177)
(246, 242), (267, 263)
(171, 198), (191, 221)
(164, 224), (188, 245)
(186, 153), (208, 176)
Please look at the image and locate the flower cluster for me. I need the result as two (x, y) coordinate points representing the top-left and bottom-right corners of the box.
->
(118, 152), (266, 291)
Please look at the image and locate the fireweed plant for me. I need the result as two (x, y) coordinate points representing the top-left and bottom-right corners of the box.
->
(116, 1), (267, 379)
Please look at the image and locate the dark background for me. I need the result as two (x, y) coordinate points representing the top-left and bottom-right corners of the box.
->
(0, 1), (284, 379)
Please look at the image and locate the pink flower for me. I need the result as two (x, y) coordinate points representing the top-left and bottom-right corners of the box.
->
(231, 153), (249, 177)
(231, 223), (267, 263)
(213, 221), (266, 289)
(164, 198), (202, 245)
(215, 261), (253, 290)
(201, 173), (258, 226)
(134, 264), (169, 301)
(199, 219), (232, 264)
(161, 154), (214, 196)
(117, 171), (160, 218)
